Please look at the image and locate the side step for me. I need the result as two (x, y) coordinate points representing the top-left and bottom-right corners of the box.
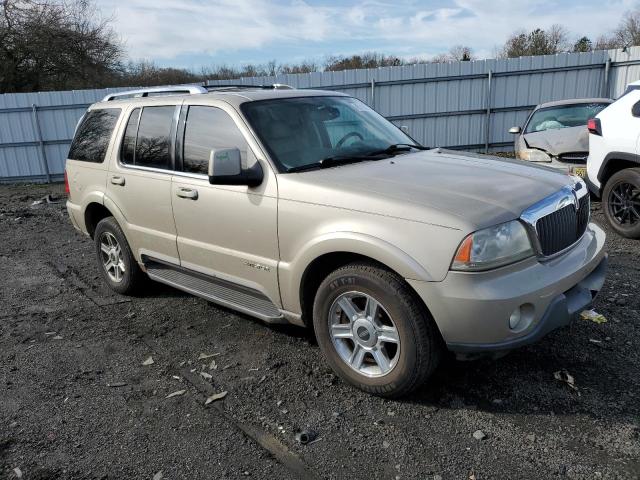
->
(144, 258), (285, 324)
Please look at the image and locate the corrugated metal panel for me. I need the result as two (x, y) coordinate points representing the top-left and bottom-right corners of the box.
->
(1, 48), (640, 182)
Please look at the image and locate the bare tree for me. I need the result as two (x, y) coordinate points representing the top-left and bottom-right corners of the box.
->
(596, 9), (640, 49)
(448, 45), (475, 61)
(0, 0), (124, 93)
(501, 25), (569, 57)
(324, 52), (404, 71)
(429, 45), (475, 63)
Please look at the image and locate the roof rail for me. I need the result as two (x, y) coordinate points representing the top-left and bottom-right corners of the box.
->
(102, 85), (207, 102)
(204, 83), (294, 91)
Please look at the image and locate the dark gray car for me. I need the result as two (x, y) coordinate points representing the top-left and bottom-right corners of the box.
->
(509, 98), (612, 177)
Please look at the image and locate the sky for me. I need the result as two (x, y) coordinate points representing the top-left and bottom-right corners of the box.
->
(95, 0), (636, 69)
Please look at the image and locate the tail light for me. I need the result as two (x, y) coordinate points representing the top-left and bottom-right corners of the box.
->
(64, 170), (70, 195)
(587, 118), (602, 136)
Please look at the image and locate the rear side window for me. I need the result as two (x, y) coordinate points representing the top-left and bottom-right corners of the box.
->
(121, 108), (140, 164)
(182, 106), (248, 175)
(135, 106), (175, 169)
(68, 108), (121, 162)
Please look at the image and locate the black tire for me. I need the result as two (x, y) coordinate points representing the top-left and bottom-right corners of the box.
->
(602, 168), (640, 239)
(312, 262), (441, 398)
(94, 216), (145, 295)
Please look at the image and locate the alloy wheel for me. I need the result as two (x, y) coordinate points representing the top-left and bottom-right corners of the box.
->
(328, 291), (400, 377)
(609, 182), (640, 226)
(99, 232), (125, 282)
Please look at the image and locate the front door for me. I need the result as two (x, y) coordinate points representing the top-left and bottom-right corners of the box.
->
(106, 104), (181, 264)
(170, 103), (280, 305)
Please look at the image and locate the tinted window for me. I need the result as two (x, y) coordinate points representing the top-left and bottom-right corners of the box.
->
(68, 108), (121, 162)
(183, 106), (248, 174)
(121, 108), (140, 164)
(525, 103), (610, 133)
(135, 106), (175, 169)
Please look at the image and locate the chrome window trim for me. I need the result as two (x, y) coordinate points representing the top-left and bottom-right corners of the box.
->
(520, 178), (589, 259)
(117, 163), (173, 176)
(117, 104), (180, 174)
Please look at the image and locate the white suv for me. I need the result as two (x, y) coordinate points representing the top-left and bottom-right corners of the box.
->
(587, 80), (640, 238)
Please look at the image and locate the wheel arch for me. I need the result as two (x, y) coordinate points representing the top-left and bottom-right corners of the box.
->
(286, 233), (436, 327)
(84, 202), (114, 239)
(598, 152), (640, 188)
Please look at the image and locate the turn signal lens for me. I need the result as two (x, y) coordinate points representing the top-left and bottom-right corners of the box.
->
(453, 235), (473, 263)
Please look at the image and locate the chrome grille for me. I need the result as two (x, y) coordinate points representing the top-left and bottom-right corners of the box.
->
(521, 181), (590, 257)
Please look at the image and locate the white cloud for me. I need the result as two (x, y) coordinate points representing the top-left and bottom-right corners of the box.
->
(96, 0), (634, 64)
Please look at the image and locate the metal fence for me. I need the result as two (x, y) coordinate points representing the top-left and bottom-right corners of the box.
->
(1, 47), (640, 183)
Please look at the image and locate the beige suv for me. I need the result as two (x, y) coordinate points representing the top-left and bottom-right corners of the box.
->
(66, 85), (608, 397)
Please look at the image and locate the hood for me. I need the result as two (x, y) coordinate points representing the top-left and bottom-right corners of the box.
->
(523, 126), (589, 156)
(277, 149), (573, 231)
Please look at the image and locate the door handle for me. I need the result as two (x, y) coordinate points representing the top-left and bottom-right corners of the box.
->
(176, 187), (198, 200)
(110, 176), (125, 186)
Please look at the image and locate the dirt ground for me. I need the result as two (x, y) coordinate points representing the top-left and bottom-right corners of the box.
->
(1, 183), (639, 480)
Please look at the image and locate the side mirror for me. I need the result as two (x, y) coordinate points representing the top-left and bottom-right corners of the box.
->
(208, 148), (263, 187)
(509, 126), (522, 134)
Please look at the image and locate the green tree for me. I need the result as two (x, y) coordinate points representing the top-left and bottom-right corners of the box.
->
(573, 36), (593, 52)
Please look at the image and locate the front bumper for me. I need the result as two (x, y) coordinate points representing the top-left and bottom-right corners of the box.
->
(407, 223), (607, 352)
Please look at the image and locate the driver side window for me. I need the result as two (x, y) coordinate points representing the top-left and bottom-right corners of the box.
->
(323, 103), (371, 148)
(182, 106), (248, 175)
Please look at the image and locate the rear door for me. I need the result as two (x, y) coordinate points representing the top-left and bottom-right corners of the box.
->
(106, 102), (181, 265)
(170, 102), (280, 305)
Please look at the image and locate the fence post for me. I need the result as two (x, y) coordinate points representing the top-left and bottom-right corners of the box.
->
(370, 78), (376, 109)
(484, 70), (493, 154)
(603, 59), (611, 98)
(31, 104), (51, 183)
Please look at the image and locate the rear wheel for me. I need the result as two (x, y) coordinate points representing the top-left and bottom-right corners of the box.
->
(312, 262), (441, 398)
(94, 217), (145, 294)
(603, 168), (640, 239)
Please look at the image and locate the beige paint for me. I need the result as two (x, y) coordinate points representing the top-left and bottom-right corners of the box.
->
(66, 89), (605, 340)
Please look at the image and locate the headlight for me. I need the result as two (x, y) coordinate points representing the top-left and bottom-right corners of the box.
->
(451, 220), (534, 271)
(519, 148), (552, 163)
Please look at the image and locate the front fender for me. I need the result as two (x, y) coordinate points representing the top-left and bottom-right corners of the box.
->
(278, 231), (434, 314)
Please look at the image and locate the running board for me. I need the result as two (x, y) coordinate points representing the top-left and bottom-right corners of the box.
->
(144, 258), (285, 324)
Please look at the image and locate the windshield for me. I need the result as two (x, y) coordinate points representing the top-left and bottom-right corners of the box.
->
(241, 96), (415, 172)
(525, 103), (609, 134)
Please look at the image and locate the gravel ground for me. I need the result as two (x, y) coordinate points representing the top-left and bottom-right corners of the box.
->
(1, 183), (639, 480)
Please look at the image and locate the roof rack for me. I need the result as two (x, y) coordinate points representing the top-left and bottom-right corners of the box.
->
(204, 83), (294, 91)
(102, 85), (207, 102)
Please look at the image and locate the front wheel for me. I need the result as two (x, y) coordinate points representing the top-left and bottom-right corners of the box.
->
(312, 262), (441, 398)
(603, 168), (640, 239)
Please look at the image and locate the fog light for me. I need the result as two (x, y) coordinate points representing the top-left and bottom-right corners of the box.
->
(509, 304), (535, 332)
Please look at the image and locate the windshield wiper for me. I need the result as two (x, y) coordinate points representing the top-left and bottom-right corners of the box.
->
(286, 152), (388, 173)
(285, 144), (430, 173)
(367, 143), (430, 156)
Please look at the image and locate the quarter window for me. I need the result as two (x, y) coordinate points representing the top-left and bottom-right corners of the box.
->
(68, 108), (121, 163)
(183, 106), (248, 175)
(121, 108), (140, 165)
